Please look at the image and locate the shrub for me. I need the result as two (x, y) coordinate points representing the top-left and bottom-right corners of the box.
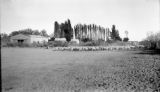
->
(81, 38), (91, 43)
(5, 42), (30, 47)
(123, 37), (129, 42)
(48, 41), (68, 47)
(79, 39), (109, 46)
(68, 41), (79, 46)
(109, 41), (126, 46)
(65, 33), (72, 42)
(3, 42), (48, 47)
(83, 41), (98, 46)
(48, 37), (55, 41)
(141, 31), (160, 50)
(1, 42), (8, 47)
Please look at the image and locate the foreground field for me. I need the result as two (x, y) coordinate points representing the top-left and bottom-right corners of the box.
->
(1, 48), (160, 92)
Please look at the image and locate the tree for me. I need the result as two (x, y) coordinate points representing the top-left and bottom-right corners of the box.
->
(1, 33), (10, 45)
(9, 31), (19, 36)
(54, 21), (60, 38)
(40, 29), (48, 37)
(111, 25), (122, 41)
(111, 25), (116, 40)
(19, 28), (33, 35)
(62, 19), (73, 42)
(1, 33), (9, 40)
(145, 31), (160, 49)
(67, 19), (73, 39)
(33, 30), (41, 35)
(9, 28), (42, 36)
(115, 30), (122, 41)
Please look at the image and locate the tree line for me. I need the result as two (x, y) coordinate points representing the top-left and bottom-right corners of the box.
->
(54, 19), (73, 42)
(54, 19), (129, 42)
(9, 28), (49, 37)
(74, 23), (109, 41)
(1, 19), (129, 43)
(140, 31), (160, 49)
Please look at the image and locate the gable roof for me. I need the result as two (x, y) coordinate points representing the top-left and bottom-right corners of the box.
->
(11, 34), (29, 39)
(11, 34), (50, 40)
(29, 35), (50, 38)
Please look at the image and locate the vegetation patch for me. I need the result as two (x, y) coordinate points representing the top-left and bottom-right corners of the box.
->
(2, 49), (160, 92)
(50, 54), (160, 92)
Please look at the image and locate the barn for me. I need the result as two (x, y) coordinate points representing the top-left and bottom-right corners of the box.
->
(10, 34), (50, 44)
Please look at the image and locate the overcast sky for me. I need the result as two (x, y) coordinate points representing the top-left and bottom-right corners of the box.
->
(0, 0), (159, 41)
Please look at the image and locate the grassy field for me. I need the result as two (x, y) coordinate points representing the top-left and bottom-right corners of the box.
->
(1, 48), (160, 92)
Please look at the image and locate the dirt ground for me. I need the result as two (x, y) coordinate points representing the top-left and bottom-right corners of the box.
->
(1, 48), (160, 92)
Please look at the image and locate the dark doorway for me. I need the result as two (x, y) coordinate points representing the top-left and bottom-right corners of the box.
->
(18, 40), (24, 44)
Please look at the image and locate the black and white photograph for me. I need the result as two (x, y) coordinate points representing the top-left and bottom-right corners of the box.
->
(1, 0), (160, 92)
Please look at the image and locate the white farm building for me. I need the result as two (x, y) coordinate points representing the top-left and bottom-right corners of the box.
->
(10, 34), (50, 44)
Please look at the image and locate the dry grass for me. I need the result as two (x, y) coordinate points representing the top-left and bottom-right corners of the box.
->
(1, 48), (160, 92)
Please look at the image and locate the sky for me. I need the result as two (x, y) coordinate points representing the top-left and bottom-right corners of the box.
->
(0, 0), (159, 41)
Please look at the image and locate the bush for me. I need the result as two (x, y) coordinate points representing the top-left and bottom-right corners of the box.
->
(123, 37), (129, 42)
(48, 41), (68, 47)
(68, 41), (79, 46)
(82, 41), (98, 46)
(79, 40), (108, 46)
(142, 31), (160, 50)
(2, 42), (48, 47)
(5, 42), (30, 47)
(48, 37), (55, 41)
(109, 41), (126, 46)
(81, 38), (92, 43)
(31, 42), (48, 47)
(65, 34), (72, 42)
(1, 42), (8, 47)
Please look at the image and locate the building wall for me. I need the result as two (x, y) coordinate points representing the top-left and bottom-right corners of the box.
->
(30, 36), (49, 43)
(10, 34), (49, 44)
(11, 39), (29, 44)
(10, 34), (30, 44)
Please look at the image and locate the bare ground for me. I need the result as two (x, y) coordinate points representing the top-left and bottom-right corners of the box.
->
(1, 48), (160, 92)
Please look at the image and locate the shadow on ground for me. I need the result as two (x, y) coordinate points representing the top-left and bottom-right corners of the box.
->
(135, 49), (160, 55)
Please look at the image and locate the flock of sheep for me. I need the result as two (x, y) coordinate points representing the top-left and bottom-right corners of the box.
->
(52, 45), (144, 51)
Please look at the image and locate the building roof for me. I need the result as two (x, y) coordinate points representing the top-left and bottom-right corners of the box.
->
(29, 35), (50, 38)
(11, 34), (50, 39)
(11, 34), (29, 39)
